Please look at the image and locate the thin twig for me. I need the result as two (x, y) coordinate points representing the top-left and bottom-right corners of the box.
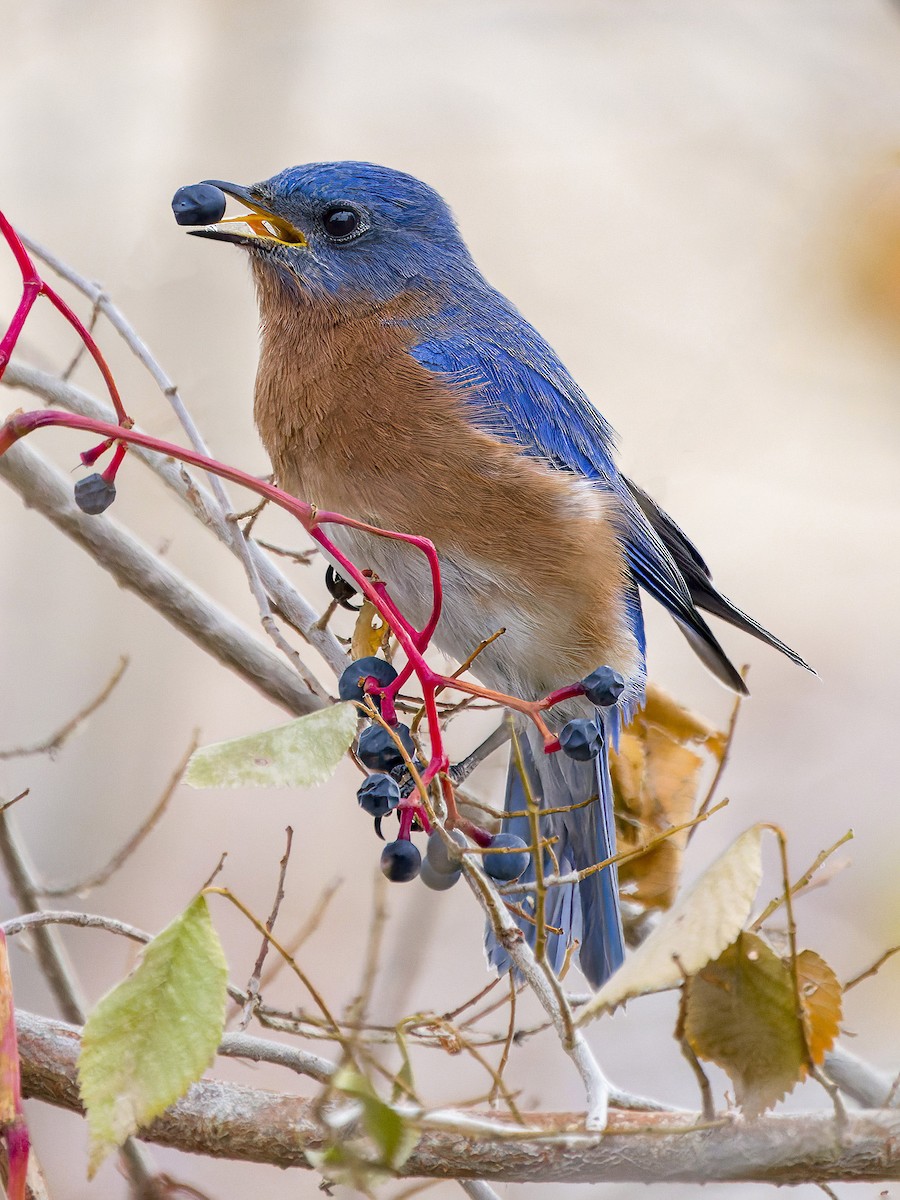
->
(0, 440), (322, 716)
(751, 830), (854, 932)
(503, 799), (730, 895)
(253, 538), (316, 565)
(37, 732), (199, 898)
(0, 789), (30, 816)
(257, 877), (342, 993)
(18, 235), (332, 699)
(844, 944), (900, 991)
(2, 360), (348, 679)
(0, 656), (128, 760)
(239, 827), (294, 1030)
(686, 679), (744, 845)
(490, 974), (518, 1109)
(203, 887), (349, 1052)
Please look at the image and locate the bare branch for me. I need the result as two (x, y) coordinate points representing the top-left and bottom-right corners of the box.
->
(37, 732), (199, 898)
(0, 656), (128, 760)
(0, 808), (166, 1195)
(1, 360), (348, 679)
(16, 1010), (900, 1184)
(217, 1030), (335, 1085)
(18, 234), (335, 697)
(824, 1045), (900, 1110)
(239, 827), (294, 1030)
(0, 439), (321, 716)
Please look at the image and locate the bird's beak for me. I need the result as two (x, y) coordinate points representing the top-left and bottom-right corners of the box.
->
(189, 180), (308, 248)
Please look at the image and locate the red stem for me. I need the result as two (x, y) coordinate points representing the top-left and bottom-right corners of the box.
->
(0, 211), (128, 423)
(0, 204), (576, 840)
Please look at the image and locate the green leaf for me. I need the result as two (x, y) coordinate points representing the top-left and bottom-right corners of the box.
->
(333, 1068), (417, 1171)
(578, 825), (764, 1021)
(78, 895), (227, 1175)
(683, 931), (805, 1115)
(185, 701), (358, 789)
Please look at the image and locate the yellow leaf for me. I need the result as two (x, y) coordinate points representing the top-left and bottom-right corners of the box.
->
(577, 825), (763, 1021)
(352, 601), (388, 661)
(683, 931), (805, 1116)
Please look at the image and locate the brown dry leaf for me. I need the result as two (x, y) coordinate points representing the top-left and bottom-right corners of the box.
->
(351, 601), (388, 661)
(797, 949), (843, 1067)
(641, 683), (728, 758)
(683, 931), (805, 1116)
(612, 683), (727, 911)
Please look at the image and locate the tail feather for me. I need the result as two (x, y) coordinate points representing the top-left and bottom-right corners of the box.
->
(484, 715), (624, 988)
(484, 725), (575, 977)
(624, 477), (813, 673)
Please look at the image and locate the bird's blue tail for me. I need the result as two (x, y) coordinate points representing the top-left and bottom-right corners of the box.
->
(485, 714), (624, 988)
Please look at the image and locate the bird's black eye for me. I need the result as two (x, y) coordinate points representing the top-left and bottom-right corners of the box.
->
(321, 205), (366, 242)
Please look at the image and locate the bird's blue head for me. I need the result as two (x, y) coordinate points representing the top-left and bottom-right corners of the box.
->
(188, 161), (478, 305)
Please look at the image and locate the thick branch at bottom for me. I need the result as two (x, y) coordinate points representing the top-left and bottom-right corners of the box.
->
(17, 1011), (900, 1185)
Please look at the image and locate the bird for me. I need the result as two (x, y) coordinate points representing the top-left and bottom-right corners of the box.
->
(180, 161), (809, 988)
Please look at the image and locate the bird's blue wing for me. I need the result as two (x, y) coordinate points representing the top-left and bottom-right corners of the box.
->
(410, 326), (746, 692)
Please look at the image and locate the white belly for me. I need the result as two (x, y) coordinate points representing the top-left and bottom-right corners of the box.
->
(326, 523), (562, 699)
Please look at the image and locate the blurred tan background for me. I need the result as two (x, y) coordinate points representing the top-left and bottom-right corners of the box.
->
(2, 1), (900, 1197)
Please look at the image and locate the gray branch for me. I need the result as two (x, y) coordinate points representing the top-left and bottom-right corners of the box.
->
(1, 360), (348, 680)
(16, 1010), (900, 1185)
(0, 439), (321, 717)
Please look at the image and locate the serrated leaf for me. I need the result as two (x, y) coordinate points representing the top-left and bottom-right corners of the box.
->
(79, 896), (227, 1175)
(185, 702), (358, 789)
(578, 825), (763, 1021)
(683, 931), (805, 1115)
(797, 949), (842, 1067)
(352, 601), (388, 661)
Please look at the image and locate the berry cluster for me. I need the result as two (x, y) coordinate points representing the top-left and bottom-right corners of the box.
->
(340, 656), (534, 887)
(341, 655), (625, 890)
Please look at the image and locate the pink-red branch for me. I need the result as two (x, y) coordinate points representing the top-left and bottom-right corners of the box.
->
(0, 211), (580, 836)
(0, 212), (128, 425)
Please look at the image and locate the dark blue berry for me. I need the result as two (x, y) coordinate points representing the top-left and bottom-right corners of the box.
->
(172, 183), (227, 226)
(338, 657), (399, 706)
(357, 773), (401, 818)
(357, 723), (414, 772)
(74, 473), (116, 515)
(582, 665), (626, 708)
(425, 829), (467, 875)
(420, 858), (461, 891)
(559, 718), (604, 761)
(483, 833), (530, 881)
(380, 838), (421, 882)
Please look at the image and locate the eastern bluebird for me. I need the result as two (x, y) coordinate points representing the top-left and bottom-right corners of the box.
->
(183, 162), (808, 987)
